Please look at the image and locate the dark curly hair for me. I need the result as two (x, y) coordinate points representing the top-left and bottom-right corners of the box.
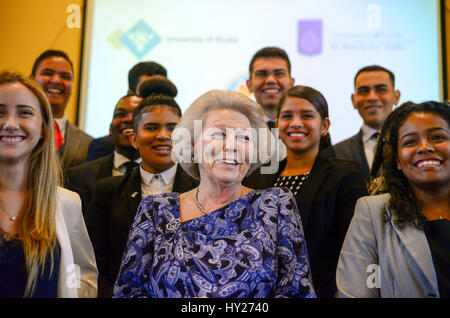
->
(369, 101), (450, 229)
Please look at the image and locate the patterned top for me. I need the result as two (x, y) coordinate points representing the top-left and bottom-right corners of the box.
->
(113, 188), (315, 298)
(273, 173), (310, 196)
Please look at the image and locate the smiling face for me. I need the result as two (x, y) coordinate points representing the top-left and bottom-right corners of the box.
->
(110, 95), (142, 158)
(131, 105), (180, 173)
(31, 56), (73, 118)
(397, 112), (450, 191)
(0, 83), (43, 164)
(197, 109), (253, 186)
(247, 57), (294, 119)
(352, 71), (400, 130)
(277, 96), (329, 156)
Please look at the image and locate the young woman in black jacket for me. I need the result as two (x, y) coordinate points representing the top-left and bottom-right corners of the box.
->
(244, 85), (367, 298)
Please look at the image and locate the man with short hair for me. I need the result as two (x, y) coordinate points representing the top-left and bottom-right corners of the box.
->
(246, 47), (295, 128)
(65, 95), (143, 215)
(85, 61), (167, 161)
(127, 61), (167, 96)
(334, 65), (401, 179)
(31, 49), (93, 169)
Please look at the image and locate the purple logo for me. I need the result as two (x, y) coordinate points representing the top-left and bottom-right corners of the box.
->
(298, 20), (323, 56)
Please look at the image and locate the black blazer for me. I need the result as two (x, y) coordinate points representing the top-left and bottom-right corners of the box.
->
(64, 153), (115, 216)
(85, 165), (198, 298)
(243, 149), (367, 298)
(85, 135), (115, 162)
(333, 129), (370, 179)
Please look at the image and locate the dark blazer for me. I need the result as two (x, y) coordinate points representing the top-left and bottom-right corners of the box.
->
(243, 149), (368, 298)
(59, 121), (93, 170)
(64, 153), (115, 216)
(333, 129), (370, 179)
(85, 135), (115, 162)
(85, 165), (198, 298)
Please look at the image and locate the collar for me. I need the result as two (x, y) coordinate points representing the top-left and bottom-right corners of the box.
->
(140, 163), (177, 186)
(264, 114), (277, 124)
(113, 150), (141, 170)
(361, 124), (380, 143)
(54, 113), (68, 137)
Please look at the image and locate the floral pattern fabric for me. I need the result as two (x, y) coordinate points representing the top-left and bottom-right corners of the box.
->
(113, 187), (315, 298)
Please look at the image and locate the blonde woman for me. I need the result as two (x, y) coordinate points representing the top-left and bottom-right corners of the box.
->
(0, 71), (97, 297)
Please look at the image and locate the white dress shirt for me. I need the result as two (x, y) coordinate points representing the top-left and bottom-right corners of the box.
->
(112, 151), (142, 176)
(361, 124), (380, 169)
(140, 164), (178, 198)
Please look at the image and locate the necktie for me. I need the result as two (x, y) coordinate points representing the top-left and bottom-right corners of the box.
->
(372, 132), (381, 177)
(121, 161), (139, 175)
(266, 120), (276, 129)
(372, 132), (380, 151)
(54, 121), (63, 149)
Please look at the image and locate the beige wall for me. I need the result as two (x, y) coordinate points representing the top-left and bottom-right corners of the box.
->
(0, 0), (84, 124)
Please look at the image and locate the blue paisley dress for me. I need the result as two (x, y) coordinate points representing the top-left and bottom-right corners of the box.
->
(113, 187), (315, 298)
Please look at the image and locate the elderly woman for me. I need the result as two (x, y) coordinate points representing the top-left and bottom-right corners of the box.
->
(0, 71), (97, 297)
(337, 101), (449, 298)
(113, 90), (315, 298)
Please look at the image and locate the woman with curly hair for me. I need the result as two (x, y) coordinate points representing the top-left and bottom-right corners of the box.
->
(336, 101), (449, 298)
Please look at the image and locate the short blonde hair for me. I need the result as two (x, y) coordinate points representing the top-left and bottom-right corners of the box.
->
(172, 90), (274, 180)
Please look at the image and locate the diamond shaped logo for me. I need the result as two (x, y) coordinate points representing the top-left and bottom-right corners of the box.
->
(120, 19), (161, 59)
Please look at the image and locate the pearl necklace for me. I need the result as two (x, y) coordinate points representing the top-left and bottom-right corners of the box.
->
(0, 203), (18, 222)
(194, 187), (242, 215)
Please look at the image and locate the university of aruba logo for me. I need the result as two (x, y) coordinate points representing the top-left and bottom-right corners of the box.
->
(226, 74), (251, 97)
(119, 19), (162, 59)
(298, 19), (323, 56)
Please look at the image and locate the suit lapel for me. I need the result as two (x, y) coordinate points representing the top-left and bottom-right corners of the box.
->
(97, 154), (114, 179)
(298, 151), (333, 226)
(60, 122), (81, 169)
(388, 209), (439, 294)
(172, 166), (199, 193)
(352, 130), (369, 177)
(120, 169), (142, 221)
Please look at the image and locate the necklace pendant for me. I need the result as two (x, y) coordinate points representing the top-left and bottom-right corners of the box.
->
(10, 216), (16, 222)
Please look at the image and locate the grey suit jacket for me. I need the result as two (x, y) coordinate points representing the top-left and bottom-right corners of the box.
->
(59, 121), (93, 170)
(336, 193), (439, 298)
(333, 129), (369, 179)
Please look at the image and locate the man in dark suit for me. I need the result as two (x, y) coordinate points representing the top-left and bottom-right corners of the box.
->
(334, 65), (401, 179)
(246, 47), (295, 129)
(85, 61), (167, 162)
(85, 79), (198, 297)
(65, 94), (143, 214)
(31, 50), (93, 169)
